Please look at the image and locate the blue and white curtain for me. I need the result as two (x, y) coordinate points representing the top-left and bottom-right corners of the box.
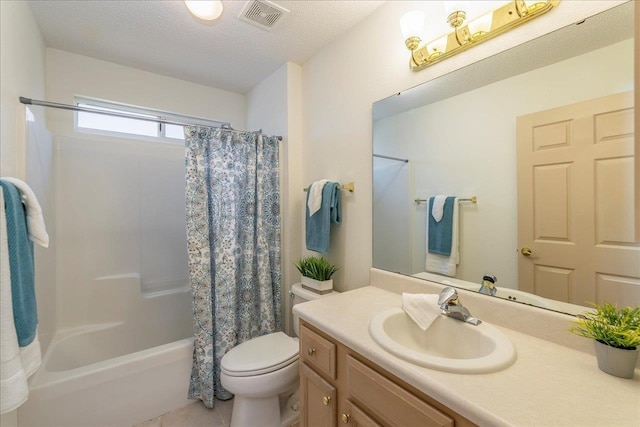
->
(184, 126), (281, 408)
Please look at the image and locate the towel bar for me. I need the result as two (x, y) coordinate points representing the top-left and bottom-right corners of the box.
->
(303, 182), (355, 193)
(414, 196), (477, 204)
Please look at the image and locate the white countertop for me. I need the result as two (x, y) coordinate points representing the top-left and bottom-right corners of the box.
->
(294, 286), (640, 427)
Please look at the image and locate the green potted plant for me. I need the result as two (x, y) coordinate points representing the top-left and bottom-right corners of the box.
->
(569, 302), (640, 378)
(295, 256), (339, 294)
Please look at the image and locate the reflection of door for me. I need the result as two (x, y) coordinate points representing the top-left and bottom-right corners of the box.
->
(517, 91), (639, 307)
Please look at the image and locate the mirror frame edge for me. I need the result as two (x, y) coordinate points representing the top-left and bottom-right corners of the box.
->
(635, 0), (639, 243)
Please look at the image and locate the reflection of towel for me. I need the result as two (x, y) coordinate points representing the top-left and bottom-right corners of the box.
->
(305, 182), (341, 255)
(0, 181), (37, 347)
(426, 197), (459, 276)
(431, 195), (447, 222)
(402, 293), (440, 331)
(0, 186), (29, 414)
(307, 179), (330, 217)
(0, 177), (48, 248)
(428, 196), (455, 256)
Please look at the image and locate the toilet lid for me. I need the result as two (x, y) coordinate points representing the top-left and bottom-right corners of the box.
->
(221, 332), (299, 377)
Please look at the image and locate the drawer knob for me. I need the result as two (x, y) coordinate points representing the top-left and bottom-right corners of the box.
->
(341, 413), (351, 424)
(322, 396), (331, 406)
(307, 347), (316, 356)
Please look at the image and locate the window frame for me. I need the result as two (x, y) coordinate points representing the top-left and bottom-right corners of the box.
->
(74, 96), (227, 143)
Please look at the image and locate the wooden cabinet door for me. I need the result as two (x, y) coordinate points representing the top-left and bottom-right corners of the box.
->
(345, 356), (453, 427)
(342, 400), (381, 427)
(300, 362), (337, 427)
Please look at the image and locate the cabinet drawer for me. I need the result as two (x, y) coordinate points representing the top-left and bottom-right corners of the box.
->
(346, 356), (454, 427)
(300, 325), (337, 379)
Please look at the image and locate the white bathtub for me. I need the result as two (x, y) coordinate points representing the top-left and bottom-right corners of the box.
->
(18, 282), (193, 427)
(18, 329), (193, 427)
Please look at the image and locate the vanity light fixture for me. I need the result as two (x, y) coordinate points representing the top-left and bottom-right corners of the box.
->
(401, 0), (559, 71)
(185, 0), (224, 21)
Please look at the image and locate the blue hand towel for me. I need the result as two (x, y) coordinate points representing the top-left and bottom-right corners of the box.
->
(0, 180), (37, 347)
(428, 196), (455, 256)
(305, 182), (341, 255)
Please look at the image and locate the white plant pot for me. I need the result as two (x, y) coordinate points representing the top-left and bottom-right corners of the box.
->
(301, 276), (333, 294)
(593, 340), (639, 379)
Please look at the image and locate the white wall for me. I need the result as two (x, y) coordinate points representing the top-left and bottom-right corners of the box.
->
(372, 157), (411, 274)
(301, 0), (627, 291)
(45, 49), (246, 137)
(1, 1), (47, 178)
(246, 62), (304, 334)
(45, 49), (248, 332)
(374, 39), (634, 289)
(0, 2), (50, 425)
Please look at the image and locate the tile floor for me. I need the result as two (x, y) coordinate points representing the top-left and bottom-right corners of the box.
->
(134, 399), (233, 427)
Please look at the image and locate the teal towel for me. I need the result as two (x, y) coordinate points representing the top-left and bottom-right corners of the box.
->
(428, 196), (455, 256)
(305, 182), (341, 255)
(0, 180), (37, 347)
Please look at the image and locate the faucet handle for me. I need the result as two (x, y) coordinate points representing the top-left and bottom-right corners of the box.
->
(482, 274), (497, 284)
(438, 287), (459, 307)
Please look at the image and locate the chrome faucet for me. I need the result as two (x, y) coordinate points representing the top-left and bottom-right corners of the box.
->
(438, 287), (481, 326)
(478, 274), (497, 296)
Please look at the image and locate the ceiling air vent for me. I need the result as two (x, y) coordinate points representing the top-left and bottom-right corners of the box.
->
(239, 0), (289, 31)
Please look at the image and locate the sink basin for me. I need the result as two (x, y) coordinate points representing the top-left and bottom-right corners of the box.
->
(369, 308), (516, 374)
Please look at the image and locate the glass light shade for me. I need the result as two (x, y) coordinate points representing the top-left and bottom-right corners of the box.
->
(427, 36), (448, 56)
(443, 1), (469, 17)
(468, 12), (493, 36)
(400, 11), (426, 40)
(185, 1), (224, 21)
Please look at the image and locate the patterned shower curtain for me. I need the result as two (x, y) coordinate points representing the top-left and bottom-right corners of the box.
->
(184, 126), (281, 408)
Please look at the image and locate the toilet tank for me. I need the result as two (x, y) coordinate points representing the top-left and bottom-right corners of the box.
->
(290, 283), (338, 337)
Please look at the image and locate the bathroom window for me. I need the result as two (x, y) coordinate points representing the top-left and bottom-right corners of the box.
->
(75, 96), (225, 142)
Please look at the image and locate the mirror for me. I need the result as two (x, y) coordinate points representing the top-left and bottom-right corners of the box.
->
(373, 2), (637, 316)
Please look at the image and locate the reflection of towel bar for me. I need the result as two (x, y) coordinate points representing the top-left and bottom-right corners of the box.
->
(303, 182), (355, 193)
(414, 196), (477, 204)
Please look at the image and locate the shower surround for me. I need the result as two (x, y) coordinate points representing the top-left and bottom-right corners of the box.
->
(18, 135), (194, 426)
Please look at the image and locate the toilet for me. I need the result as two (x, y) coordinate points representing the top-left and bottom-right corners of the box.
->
(220, 283), (338, 427)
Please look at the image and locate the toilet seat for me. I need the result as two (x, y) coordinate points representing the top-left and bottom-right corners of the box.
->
(221, 332), (299, 377)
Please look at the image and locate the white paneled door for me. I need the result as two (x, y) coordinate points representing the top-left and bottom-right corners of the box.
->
(517, 91), (639, 307)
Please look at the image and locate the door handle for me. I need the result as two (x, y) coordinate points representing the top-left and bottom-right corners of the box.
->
(520, 247), (533, 256)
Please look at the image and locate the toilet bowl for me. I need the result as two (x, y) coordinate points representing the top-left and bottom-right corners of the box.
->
(220, 283), (338, 427)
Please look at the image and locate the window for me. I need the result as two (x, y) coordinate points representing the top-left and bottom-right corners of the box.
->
(75, 97), (226, 142)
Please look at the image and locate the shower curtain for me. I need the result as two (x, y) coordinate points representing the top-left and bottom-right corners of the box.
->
(184, 126), (281, 408)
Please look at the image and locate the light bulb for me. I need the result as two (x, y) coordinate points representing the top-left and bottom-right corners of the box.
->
(185, 1), (224, 21)
(400, 11), (426, 41)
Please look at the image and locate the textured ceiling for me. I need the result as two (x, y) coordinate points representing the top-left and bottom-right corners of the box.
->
(28, 0), (385, 94)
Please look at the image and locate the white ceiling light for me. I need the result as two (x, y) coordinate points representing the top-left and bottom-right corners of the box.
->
(185, 1), (224, 21)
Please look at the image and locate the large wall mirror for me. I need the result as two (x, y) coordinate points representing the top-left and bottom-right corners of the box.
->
(373, 1), (637, 316)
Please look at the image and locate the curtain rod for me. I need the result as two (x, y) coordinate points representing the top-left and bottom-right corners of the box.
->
(19, 97), (283, 141)
(373, 154), (409, 163)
